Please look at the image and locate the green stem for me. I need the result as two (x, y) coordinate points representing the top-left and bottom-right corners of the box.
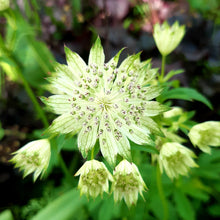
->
(59, 154), (72, 181)
(160, 55), (166, 82)
(91, 147), (95, 160)
(156, 164), (169, 220)
(16, 68), (49, 128)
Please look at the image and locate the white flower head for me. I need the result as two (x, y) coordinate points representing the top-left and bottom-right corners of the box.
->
(158, 142), (198, 179)
(153, 21), (185, 56)
(112, 160), (147, 207)
(189, 121), (220, 154)
(75, 160), (113, 198)
(0, 0), (9, 11)
(10, 139), (51, 181)
(42, 37), (168, 166)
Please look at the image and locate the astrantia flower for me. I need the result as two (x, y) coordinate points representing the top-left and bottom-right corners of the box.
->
(158, 142), (198, 179)
(189, 121), (220, 154)
(153, 21), (185, 56)
(10, 139), (51, 181)
(42, 37), (168, 165)
(75, 160), (113, 198)
(112, 159), (147, 207)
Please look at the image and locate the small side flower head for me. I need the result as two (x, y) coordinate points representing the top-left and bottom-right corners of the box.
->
(0, 0), (10, 11)
(189, 121), (220, 154)
(112, 159), (147, 207)
(10, 139), (51, 181)
(75, 160), (113, 198)
(153, 21), (185, 56)
(158, 142), (198, 179)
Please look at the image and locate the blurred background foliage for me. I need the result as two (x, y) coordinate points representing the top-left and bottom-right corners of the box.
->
(0, 0), (220, 219)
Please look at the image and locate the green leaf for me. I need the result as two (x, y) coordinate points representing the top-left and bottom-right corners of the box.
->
(174, 190), (195, 220)
(0, 210), (14, 220)
(158, 87), (213, 109)
(163, 69), (184, 82)
(31, 189), (86, 220)
(131, 142), (159, 154)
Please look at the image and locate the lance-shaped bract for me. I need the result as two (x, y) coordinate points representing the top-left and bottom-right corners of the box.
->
(189, 121), (220, 154)
(0, 0), (9, 11)
(158, 142), (198, 179)
(153, 21), (185, 56)
(42, 37), (168, 166)
(75, 160), (113, 198)
(112, 160), (147, 207)
(10, 139), (51, 181)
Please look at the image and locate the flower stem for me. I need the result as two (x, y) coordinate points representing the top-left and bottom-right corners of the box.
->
(160, 55), (166, 82)
(59, 154), (73, 181)
(91, 147), (95, 160)
(16, 68), (49, 128)
(156, 163), (169, 220)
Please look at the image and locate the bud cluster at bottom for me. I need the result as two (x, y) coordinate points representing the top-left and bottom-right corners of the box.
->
(75, 159), (146, 207)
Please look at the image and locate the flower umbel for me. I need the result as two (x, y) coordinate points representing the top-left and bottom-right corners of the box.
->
(10, 139), (51, 181)
(112, 160), (147, 207)
(158, 142), (198, 179)
(42, 37), (168, 165)
(75, 160), (113, 198)
(153, 21), (185, 56)
(189, 121), (220, 154)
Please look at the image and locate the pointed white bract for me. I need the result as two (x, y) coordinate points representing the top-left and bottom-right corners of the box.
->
(153, 21), (185, 56)
(75, 160), (113, 198)
(43, 37), (167, 165)
(112, 160), (147, 207)
(10, 139), (51, 181)
(189, 121), (220, 154)
(158, 142), (198, 179)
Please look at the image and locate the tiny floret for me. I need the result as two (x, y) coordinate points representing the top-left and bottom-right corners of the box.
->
(75, 160), (113, 198)
(112, 160), (147, 207)
(0, 0), (10, 11)
(158, 142), (198, 179)
(43, 37), (168, 165)
(153, 21), (185, 56)
(189, 121), (220, 154)
(11, 139), (51, 181)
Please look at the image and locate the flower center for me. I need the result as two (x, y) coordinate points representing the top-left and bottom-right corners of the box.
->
(97, 95), (112, 111)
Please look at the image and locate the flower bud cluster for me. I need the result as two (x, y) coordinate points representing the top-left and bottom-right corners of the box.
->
(75, 159), (146, 207)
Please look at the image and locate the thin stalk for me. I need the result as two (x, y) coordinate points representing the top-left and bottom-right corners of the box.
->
(160, 55), (166, 82)
(59, 154), (73, 181)
(16, 68), (49, 128)
(156, 164), (168, 220)
(91, 147), (95, 160)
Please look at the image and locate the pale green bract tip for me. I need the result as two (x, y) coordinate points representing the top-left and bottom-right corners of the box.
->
(112, 160), (147, 207)
(0, 0), (9, 11)
(158, 142), (198, 179)
(10, 139), (51, 181)
(153, 21), (185, 56)
(189, 121), (220, 154)
(75, 160), (113, 198)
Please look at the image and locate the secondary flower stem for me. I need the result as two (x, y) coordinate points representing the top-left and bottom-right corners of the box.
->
(91, 147), (95, 160)
(156, 163), (169, 220)
(16, 68), (49, 128)
(160, 55), (166, 82)
(59, 154), (72, 181)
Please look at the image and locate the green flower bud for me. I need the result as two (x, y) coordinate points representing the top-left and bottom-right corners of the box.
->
(75, 160), (113, 198)
(189, 121), (220, 154)
(0, 0), (10, 11)
(112, 160), (147, 207)
(158, 142), (198, 179)
(163, 107), (183, 118)
(153, 21), (185, 56)
(10, 139), (51, 181)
